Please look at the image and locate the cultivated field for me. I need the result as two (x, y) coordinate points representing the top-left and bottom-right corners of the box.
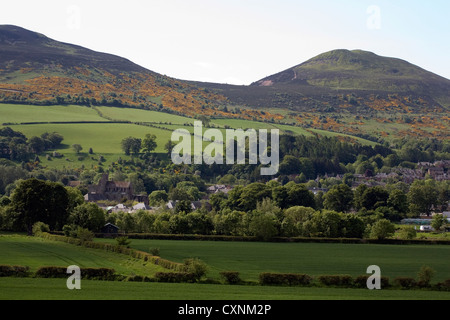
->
(1, 278), (449, 300)
(1, 234), (449, 300)
(98, 238), (450, 282)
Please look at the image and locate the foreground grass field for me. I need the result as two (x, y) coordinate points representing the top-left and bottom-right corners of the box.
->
(0, 235), (166, 277)
(1, 234), (449, 300)
(98, 238), (450, 283)
(1, 278), (449, 300)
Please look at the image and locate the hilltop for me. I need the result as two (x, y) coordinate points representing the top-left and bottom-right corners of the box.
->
(196, 49), (450, 113)
(1, 26), (449, 142)
(0, 25), (229, 118)
(254, 49), (450, 98)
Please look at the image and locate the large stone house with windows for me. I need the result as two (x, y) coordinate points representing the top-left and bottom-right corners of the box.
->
(84, 173), (148, 205)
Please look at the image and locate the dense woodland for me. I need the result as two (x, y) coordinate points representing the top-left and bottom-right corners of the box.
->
(0, 126), (449, 239)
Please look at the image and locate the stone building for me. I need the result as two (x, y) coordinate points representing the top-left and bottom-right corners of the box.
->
(84, 173), (148, 205)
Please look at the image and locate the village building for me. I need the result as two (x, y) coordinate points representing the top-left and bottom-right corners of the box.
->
(84, 173), (149, 205)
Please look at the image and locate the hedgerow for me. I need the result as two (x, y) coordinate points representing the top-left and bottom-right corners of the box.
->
(35, 266), (116, 280)
(37, 232), (185, 272)
(0, 265), (30, 277)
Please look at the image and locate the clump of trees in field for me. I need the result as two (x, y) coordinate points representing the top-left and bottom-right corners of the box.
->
(0, 127), (64, 162)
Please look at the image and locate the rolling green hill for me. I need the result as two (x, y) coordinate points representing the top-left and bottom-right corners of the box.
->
(1, 25), (448, 142)
(254, 49), (450, 98)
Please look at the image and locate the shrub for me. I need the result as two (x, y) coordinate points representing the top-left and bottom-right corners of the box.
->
(150, 248), (160, 256)
(154, 272), (196, 283)
(220, 271), (241, 285)
(125, 275), (151, 282)
(0, 265), (30, 277)
(394, 277), (416, 289)
(183, 258), (208, 281)
(435, 279), (450, 291)
(259, 273), (312, 286)
(116, 236), (131, 248)
(318, 275), (353, 287)
(35, 266), (116, 280)
(35, 266), (68, 278)
(417, 266), (435, 288)
(354, 275), (390, 289)
(32, 222), (50, 236)
(76, 227), (94, 242)
(82, 267), (116, 281)
(399, 226), (417, 240)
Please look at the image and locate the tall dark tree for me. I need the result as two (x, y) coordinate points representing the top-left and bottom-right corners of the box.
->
(121, 137), (142, 156)
(323, 184), (354, 213)
(286, 184), (315, 209)
(10, 178), (69, 234)
(360, 186), (389, 211)
(142, 134), (157, 154)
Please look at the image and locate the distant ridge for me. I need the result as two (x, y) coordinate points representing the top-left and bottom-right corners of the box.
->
(0, 25), (226, 117)
(1, 25), (449, 120)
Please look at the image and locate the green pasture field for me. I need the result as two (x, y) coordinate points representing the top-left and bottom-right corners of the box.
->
(5, 123), (172, 154)
(0, 103), (106, 124)
(0, 104), (378, 164)
(0, 234), (166, 277)
(95, 106), (193, 124)
(1, 278), (449, 300)
(1, 234), (449, 300)
(98, 239), (450, 283)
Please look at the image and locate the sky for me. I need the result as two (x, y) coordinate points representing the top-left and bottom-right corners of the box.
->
(1, 0), (449, 85)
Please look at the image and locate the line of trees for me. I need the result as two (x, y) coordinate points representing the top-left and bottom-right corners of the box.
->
(1, 177), (448, 241)
(0, 178), (105, 235)
(121, 134), (157, 156)
(0, 127), (64, 162)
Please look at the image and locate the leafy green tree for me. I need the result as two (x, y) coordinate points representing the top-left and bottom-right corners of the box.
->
(286, 184), (315, 209)
(408, 180), (439, 217)
(360, 186), (389, 211)
(185, 212), (214, 235)
(217, 174), (237, 185)
(41, 132), (64, 148)
(370, 219), (396, 240)
(387, 189), (409, 215)
(239, 183), (272, 212)
(272, 186), (289, 209)
(121, 137), (142, 156)
(134, 210), (156, 233)
(72, 144), (83, 154)
(169, 212), (190, 233)
(305, 210), (342, 238)
(65, 186), (84, 212)
(323, 184), (354, 213)
(281, 206), (316, 237)
(431, 214), (447, 232)
(353, 184), (368, 211)
(209, 192), (227, 212)
(184, 258), (209, 281)
(213, 210), (244, 235)
(249, 213), (279, 240)
(399, 226), (417, 240)
(28, 136), (46, 154)
(417, 266), (435, 287)
(279, 155), (301, 175)
(149, 190), (169, 206)
(174, 200), (193, 215)
(10, 178), (69, 234)
(69, 203), (106, 232)
(142, 134), (157, 154)
(169, 187), (193, 201)
(164, 140), (175, 156)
